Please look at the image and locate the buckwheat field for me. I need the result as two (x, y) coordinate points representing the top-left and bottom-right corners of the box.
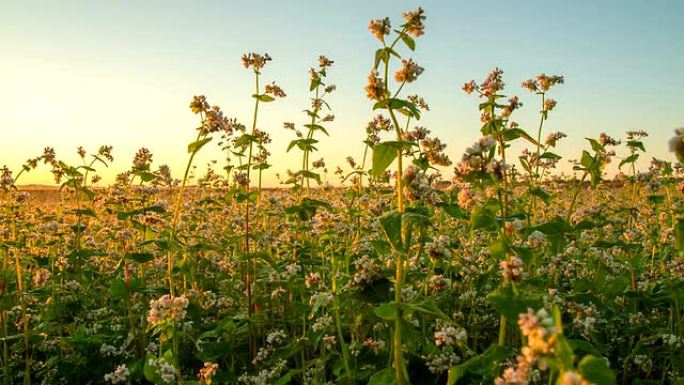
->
(1, 4), (683, 385)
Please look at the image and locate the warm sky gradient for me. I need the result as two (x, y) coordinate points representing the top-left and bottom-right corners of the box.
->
(1, 1), (683, 186)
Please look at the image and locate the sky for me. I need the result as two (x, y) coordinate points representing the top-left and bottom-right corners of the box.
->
(1, 0), (683, 186)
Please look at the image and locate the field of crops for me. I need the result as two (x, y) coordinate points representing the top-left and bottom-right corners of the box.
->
(1, 7), (683, 385)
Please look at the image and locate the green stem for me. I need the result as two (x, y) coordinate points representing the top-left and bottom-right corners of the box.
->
(169, 130), (203, 296)
(244, 70), (261, 363)
(11, 211), (31, 385)
(383, 54), (406, 385)
(530, 93), (546, 223)
(331, 254), (353, 383)
(566, 171), (589, 223)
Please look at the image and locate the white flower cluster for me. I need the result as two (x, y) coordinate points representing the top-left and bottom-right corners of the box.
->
(253, 330), (288, 365)
(312, 313), (333, 333)
(99, 343), (121, 357)
(424, 352), (460, 374)
(147, 357), (176, 384)
(238, 359), (287, 385)
(147, 294), (189, 326)
(103, 364), (129, 384)
(424, 235), (452, 261)
(281, 263), (302, 280)
(351, 255), (381, 286)
(527, 230), (546, 247)
(434, 320), (467, 347)
(662, 333), (683, 349)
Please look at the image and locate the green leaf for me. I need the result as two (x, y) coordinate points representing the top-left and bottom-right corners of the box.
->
(529, 187), (550, 204)
(376, 208), (431, 255)
(539, 152), (562, 160)
(372, 98), (421, 119)
(675, 218), (684, 252)
(284, 198), (331, 221)
(293, 170), (321, 185)
(188, 137), (212, 154)
(374, 48), (390, 69)
(489, 238), (510, 260)
(373, 98), (406, 110)
(368, 368), (396, 385)
(125, 252), (155, 263)
(405, 300), (450, 321)
(552, 334), (576, 371)
(619, 153), (639, 169)
(252, 93), (275, 102)
(568, 339), (603, 358)
(117, 205), (166, 220)
(380, 210), (403, 251)
(586, 138), (604, 153)
(143, 354), (163, 384)
(400, 33), (415, 51)
(139, 171), (157, 182)
(233, 133), (257, 148)
(287, 138), (318, 153)
(578, 355), (616, 385)
(309, 78), (321, 92)
(647, 194), (664, 204)
(627, 139), (646, 152)
(109, 279), (126, 299)
(580, 150), (596, 170)
(371, 141), (412, 177)
(274, 369), (301, 385)
(372, 142), (398, 177)
(71, 208), (97, 217)
(501, 128), (540, 146)
(286, 140), (298, 152)
(486, 286), (543, 321)
(236, 190), (259, 203)
(67, 248), (108, 259)
(372, 47), (400, 69)
(532, 216), (570, 251)
(374, 302), (398, 321)
(448, 344), (511, 385)
(470, 203), (497, 231)
(303, 124), (329, 136)
(437, 203), (466, 219)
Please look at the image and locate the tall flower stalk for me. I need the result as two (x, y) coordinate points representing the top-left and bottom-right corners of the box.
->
(169, 96), (231, 295)
(162, 96), (231, 383)
(462, 69), (541, 347)
(237, 52), (285, 361)
(520, 74), (564, 223)
(366, 8), (426, 384)
(567, 133), (619, 223)
(284, 55), (336, 199)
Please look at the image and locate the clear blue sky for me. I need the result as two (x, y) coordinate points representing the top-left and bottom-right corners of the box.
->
(1, 0), (682, 185)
